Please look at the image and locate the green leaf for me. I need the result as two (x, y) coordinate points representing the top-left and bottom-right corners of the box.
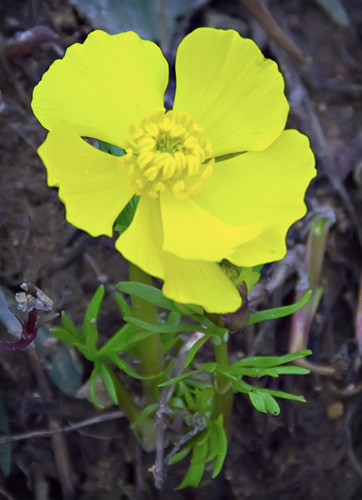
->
(89, 366), (105, 410)
(174, 302), (204, 316)
(166, 311), (182, 325)
(230, 350), (312, 370)
(249, 391), (281, 415)
(168, 443), (193, 465)
(176, 438), (209, 489)
(228, 365), (309, 379)
(183, 337), (205, 368)
(219, 371), (252, 394)
(248, 291), (311, 325)
(258, 388), (307, 403)
(117, 282), (177, 311)
(205, 426), (219, 463)
(158, 368), (203, 387)
(131, 403), (159, 434)
(98, 323), (153, 356)
(249, 391), (267, 413)
(197, 387), (215, 415)
(111, 355), (162, 380)
(60, 311), (82, 339)
(158, 363), (217, 387)
(191, 314), (228, 339)
(124, 316), (200, 334)
(263, 393), (280, 416)
(260, 366), (310, 377)
(114, 292), (132, 318)
(51, 327), (79, 346)
(97, 362), (118, 406)
(82, 286), (104, 349)
(162, 332), (182, 353)
(211, 415), (228, 478)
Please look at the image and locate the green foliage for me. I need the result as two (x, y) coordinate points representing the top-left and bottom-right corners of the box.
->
(52, 286), (162, 408)
(52, 280), (312, 488)
(167, 387), (228, 488)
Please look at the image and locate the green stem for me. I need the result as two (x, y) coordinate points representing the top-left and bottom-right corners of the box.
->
(213, 339), (233, 438)
(128, 263), (164, 404)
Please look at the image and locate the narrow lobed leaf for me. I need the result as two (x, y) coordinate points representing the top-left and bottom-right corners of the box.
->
(117, 282), (177, 311)
(248, 291), (311, 325)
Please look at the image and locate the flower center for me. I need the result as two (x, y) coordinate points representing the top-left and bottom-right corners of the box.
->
(119, 108), (214, 200)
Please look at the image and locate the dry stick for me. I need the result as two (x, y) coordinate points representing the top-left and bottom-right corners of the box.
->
(154, 332), (206, 489)
(0, 410), (124, 445)
(289, 218), (339, 377)
(239, 0), (309, 64)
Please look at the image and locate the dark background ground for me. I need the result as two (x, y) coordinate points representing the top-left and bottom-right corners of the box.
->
(1, 0), (362, 498)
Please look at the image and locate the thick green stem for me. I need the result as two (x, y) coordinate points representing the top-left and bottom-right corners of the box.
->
(213, 339), (233, 438)
(128, 263), (164, 404)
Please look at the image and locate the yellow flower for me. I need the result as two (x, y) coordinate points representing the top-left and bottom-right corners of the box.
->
(31, 28), (315, 313)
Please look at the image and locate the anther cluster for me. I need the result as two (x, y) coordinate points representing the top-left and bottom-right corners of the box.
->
(120, 108), (214, 200)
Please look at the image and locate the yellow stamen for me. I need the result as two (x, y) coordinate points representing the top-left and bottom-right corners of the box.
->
(122, 108), (214, 200)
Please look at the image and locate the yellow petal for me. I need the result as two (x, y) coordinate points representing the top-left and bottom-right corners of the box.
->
(38, 122), (134, 237)
(32, 30), (168, 147)
(228, 222), (291, 267)
(117, 197), (241, 313)
(162, 255), (241, 313)
(173, 28), (288, 156)
(160, 189), (265, 261)
(193, 129), (316, 229)
(116, 196), (165, 279)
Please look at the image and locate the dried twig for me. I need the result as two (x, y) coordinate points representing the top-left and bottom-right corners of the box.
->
(0, 410), (124, 445)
